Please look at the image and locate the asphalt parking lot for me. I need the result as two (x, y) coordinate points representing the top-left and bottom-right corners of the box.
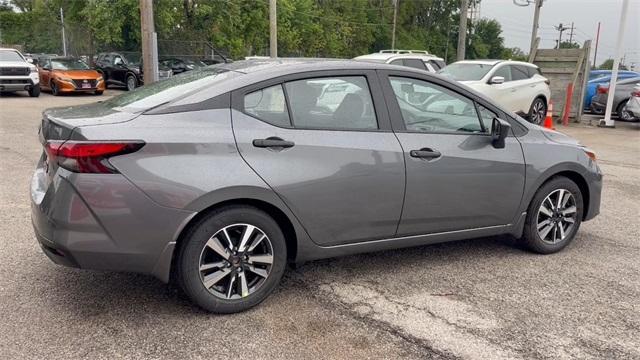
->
(1, 90), (639, 359)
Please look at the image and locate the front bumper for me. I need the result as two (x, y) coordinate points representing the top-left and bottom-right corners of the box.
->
(30, 166), (195, 281)
(56, 78), (106, 93)
(584, 167), (602, 221)
(0, 76), (36, 91)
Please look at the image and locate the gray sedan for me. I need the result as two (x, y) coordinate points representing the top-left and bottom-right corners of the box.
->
(31, 59), (602, 313)
(591, 76), (640, 120)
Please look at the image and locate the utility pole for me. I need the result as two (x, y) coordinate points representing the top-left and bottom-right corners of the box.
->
(600, 0), (630, 128)
(593, 22), (601, 67)
(269, 0), (277, 57)
(554, 23), (569, 48)
(457, 0), (468, 61)
(140, 0), (158, 84)
(568, 22), (574, 45)
(391, 0), (398, 50)
(528, 0), (543, 56)
(60, 8), (67, 56)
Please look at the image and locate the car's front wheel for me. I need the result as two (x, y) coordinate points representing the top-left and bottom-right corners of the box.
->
(178, 206), (287, 313)
(29, 84), (40, 97)
(617, 101), (633, 121)
(528, 97), (547, 125)
(521, 177), (583, 254)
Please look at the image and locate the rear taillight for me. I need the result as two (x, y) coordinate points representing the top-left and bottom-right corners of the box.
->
(597, 86), (609, 94)
(45, 141), (145, 174)
(632, 90), (640, 97)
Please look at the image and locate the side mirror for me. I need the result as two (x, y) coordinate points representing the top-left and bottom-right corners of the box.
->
(27, 58), (34, 64)
(42, 66), (51, 71)
(489, 76), (505, 85)
(491, 117), (511, 149)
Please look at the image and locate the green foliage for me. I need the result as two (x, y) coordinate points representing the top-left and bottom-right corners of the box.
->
(558, 40), (579, 49)
(598, 59), (628, 71)
(0, 0), (514, 63)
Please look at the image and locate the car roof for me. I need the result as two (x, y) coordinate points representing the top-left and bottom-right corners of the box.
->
(452, 59), (537, 67)
(354, 52), (444, 62)
(216, 58), (416, 74)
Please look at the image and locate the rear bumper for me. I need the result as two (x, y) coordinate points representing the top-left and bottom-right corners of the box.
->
(30, 167), (195, 282)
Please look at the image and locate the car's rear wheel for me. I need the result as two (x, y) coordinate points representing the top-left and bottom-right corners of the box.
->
(94, 90), (103, 95)
(521, 177), (583, 254)
(178, 206), (287, 313)
(126, 74), (137, 91)
(528, 97), (547, 125)
(29, 84), (40, 97)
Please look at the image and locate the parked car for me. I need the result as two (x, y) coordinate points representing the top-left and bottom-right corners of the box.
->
(160, 58), (207, 74)
(354, 50), (446, 72)
(583, 70), (640, 111)
(439, 60), (551, 125)
(622, 85), (640, 120)
(94, 52), (172, 91)
(38, 57), (105, 96)
(590, 76), (640, 120)
(32, 59), (602, 313)
(0, 47), (40, 97)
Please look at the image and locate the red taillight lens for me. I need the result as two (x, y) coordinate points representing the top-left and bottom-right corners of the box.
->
(632, 90), (640, 97)
(45, 141), (144, 173)
(597, 86), (609, 94)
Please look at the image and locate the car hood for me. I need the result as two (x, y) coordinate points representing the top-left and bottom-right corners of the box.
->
(52, 69), (101, 79)
(0, 61), (34, 69)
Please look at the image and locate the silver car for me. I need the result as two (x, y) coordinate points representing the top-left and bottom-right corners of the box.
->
(31, 59), (602, 313)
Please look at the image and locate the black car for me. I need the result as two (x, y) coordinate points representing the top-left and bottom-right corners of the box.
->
(160, 58), (207, 74)
(94, 52), (172, 91)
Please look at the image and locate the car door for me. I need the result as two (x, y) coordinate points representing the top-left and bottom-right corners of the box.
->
(232, 70), (405, 246)
(379, 71), (526, 236)
(510, 65), (535, 113)
(111, 54), (127, 84)
(39, 59), (51, 88)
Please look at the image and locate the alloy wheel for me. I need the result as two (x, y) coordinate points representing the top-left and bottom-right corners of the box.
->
(198, 223), (273, 299)
(127, 76), (136, 91)
(531, 100), (546, 125)
(536, 189), (577, 244)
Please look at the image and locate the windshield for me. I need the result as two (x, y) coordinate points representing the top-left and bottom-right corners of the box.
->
(438, 63), (494, 81)
(0, 50), (25, 62)
(51, 59), (89, 70)
(102, 67), (235, 112)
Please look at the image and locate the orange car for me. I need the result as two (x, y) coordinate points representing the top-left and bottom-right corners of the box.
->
(39, 57), (105, 95)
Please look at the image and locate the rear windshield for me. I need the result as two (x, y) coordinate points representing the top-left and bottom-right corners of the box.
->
(0, 50), (25, 62)
(103, 67), (235, 112)
(438, 63), (494, 81)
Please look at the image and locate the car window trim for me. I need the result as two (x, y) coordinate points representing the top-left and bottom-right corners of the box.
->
(378, 70), (492, 136)
(231, 69), (393, 132)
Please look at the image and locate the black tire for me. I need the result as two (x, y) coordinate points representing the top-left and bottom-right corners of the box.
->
(94, 90), (104, 95)
(50, 81), (59, 96)
(126, 74), (137, 91)
(29, 84), (41, 97)
(178, 205), (287, 313)
(528, 97), (547, 125)
(521, 177), (584, 254)
(617, 100), (633, 121)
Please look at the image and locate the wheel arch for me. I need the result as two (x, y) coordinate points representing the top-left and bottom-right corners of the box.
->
(528, 168), (591, 221)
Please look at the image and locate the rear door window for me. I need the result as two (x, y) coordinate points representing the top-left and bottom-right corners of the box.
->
(284, 76), (378, 130)
(244, 84), (291, 127)
(403, 59), (428, 71)
(493, 65), (512, 82)
(511, 65), (530, 81)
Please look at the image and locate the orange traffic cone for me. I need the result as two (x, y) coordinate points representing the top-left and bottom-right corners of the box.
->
(543, 101), (555, 130)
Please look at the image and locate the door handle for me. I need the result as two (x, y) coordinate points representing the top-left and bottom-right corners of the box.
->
(410, 148), (441, 159)
(252, 137), (295, 149)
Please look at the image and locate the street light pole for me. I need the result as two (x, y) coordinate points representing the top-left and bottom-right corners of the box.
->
(529, 0), (542, 56)
(60, 8), (67, 56)
(600, 0), (630, 128)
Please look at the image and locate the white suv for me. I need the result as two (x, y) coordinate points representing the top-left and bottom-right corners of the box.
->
(354, 50), (446, 73)
(439, 60), (550, 124)
(0, 48), (40, 97)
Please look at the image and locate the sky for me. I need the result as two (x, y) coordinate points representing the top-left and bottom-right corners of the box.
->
(479, 0), (640, 70)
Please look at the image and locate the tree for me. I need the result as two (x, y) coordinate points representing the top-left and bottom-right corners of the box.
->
(598, 59), (628, 70)
(502, 47), (527, 61)
(558, 40), (579, 49)
(468, 18), (504, 59)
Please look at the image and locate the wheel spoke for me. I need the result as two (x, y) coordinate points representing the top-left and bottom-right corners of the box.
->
(206, 236), (230, 260)
(220, 228), (234, 250)
(539, 222), (554, 240)
(539, 205), (553, 217)
(237, 225), (256, 252)
(227, 274), (237, 298)
(239, 271), (249, 297)
(247, 265), (268, 278)
(200, 261), (226, 272)
(248, 254), (273, 265)
(551, 224), (558, 243)
(247, 234), (266, 252)
(558, 222), (566, 239)
(563, 217), (575, 223)
(537, 219), (551, 230)
(556, 189), (565, 210)
(561, 206), (577, 215)
(203, 268), (231, 289)
(560, 191), (571, 208)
